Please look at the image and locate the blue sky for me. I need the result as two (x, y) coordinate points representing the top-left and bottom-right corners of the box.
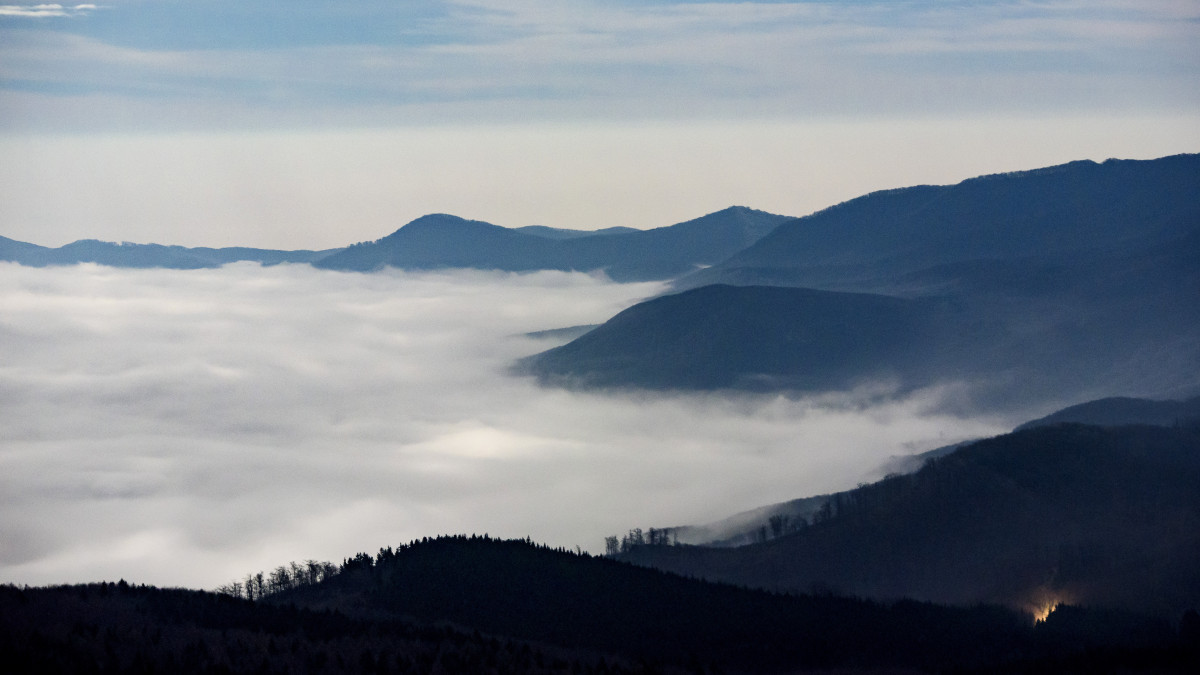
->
(2, 1), (1198, 246)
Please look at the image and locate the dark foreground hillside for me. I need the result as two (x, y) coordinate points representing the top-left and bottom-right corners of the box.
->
(5, 535), (1199, 673)
(0, 581), (626, 675)
(620, 423), (1200, 623)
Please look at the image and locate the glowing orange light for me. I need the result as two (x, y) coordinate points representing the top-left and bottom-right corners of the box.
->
(1032, 601), (1059, 623)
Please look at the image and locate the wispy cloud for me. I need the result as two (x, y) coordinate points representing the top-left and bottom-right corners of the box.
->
(1, 1), (1196, 130)
(0, 3), (101, 17)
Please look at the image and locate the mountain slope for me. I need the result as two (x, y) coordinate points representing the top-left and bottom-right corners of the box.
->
(619, 423), (1200, 621)
(680, 154), (1200, 292)
(547, 205), (791, 281)
(517, 283), (977, 391)
(1016, 395), (1200, 431)
(521, 156), (1200, 403)
(313, 214), (558, 272)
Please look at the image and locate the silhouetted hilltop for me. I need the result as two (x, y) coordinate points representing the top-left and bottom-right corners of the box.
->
(295, 535), (1199, 672)
(314, 213), (562, 272)
(5, 532), (1198, 673)
(315, 206), (791, 281)
(618, 423), (1200, 622)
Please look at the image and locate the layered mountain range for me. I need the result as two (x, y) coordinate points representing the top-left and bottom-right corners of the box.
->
(7, 153), (1200, 672)
(519, 154), (1200, 411)
(1, 205), (789, 282)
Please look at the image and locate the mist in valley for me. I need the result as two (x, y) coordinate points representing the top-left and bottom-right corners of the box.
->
(0, 262), (1016, 589)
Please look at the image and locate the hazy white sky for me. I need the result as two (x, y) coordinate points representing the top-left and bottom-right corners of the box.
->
(0, 264), (1011, 588)
(1, 1), (1198, 247)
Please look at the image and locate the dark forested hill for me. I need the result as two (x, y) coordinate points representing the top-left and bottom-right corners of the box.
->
(618, 423), (1200, 623)
(4, 535), (1195, 673)
(313, 206), (790, 280)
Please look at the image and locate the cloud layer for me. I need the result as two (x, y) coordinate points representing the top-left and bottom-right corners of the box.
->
(0, 4), (98, 18)
(0, 263), (1011, 589)
(1, 1), (1197, 130)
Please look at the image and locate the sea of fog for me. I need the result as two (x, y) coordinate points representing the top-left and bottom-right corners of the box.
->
(0, 262), (1013, 589)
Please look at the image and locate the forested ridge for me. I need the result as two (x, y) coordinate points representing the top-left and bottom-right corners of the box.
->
(5, 533), (1199, 673)
(618, 423), (1200, 622)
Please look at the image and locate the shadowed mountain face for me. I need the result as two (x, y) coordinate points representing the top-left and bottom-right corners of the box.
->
(517, 252), (1200, 406)
(516, 284), (975, 391)
(619, 423), (1200, 622)
(0, 236), (337, 269)
(313, 206), (791, 280)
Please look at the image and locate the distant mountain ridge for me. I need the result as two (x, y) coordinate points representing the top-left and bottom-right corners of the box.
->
(0, 235), (336, 269)
(2, 205), (791, 281)
(678, 154), (1200, 293)
(313, 206), (791, 281)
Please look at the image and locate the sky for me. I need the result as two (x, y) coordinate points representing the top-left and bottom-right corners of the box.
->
(0, 263), (1012, 588)
(1, 0), (1198, 247)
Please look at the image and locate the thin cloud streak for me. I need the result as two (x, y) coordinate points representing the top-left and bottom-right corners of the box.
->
(0, 4), (100, 17)
(0, 263), (1010, 589)
(1, 0), (1196, 129)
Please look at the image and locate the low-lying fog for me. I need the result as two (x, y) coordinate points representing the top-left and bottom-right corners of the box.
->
(0, 263), (1012, 589)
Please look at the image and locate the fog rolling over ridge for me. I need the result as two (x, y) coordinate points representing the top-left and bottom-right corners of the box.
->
(524, 155), (1200, 410)
(0, 263), (1006, 588)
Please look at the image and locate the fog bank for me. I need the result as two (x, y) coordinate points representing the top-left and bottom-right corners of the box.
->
(0, 263), (1010, 588)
